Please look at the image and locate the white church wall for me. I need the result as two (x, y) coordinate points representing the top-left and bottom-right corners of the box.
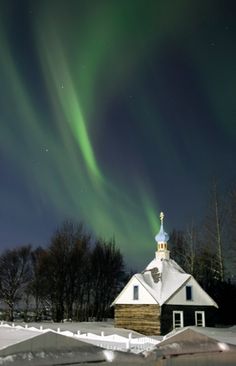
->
(166, 277), (218, 307)
(114, 276), (157, 305)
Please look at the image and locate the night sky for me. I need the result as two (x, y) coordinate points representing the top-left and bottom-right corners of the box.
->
(0, 0), (236, 269)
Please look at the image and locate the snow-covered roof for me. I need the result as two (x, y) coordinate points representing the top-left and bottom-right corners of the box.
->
(163, 325), (236, 346)
(135, 257), (191, 306)
(112, 256), (191, 306)
(0, 325), (107, 363)
(0, 327), (41, 350)
(156, 326), (236, 358)
(112, 255), (218, 307)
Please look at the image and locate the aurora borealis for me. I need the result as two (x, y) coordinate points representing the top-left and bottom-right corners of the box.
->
(0, 0), (236, 269)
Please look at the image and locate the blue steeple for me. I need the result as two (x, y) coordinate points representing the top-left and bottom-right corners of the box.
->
(155, 212), (169, 243)
(155, 212), (170, 260)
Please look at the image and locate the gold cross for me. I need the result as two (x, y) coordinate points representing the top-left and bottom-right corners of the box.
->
(160, 212), (164, 223)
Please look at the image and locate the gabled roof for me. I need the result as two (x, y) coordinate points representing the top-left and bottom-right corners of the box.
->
(112, 256), (218, 307)
(112, 256), (191, 306)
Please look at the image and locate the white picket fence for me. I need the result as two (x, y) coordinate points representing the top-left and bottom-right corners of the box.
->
(0, 322), (159, 353)
(73, 331), (159, 352)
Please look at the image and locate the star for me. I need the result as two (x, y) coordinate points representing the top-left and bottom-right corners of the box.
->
(41, 147), (49, 153)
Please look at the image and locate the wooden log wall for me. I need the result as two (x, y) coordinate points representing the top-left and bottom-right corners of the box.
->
(114, 304), (161, 335)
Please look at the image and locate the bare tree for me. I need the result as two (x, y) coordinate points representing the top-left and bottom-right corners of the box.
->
(195, 245), (218, 290)
(169, 229), (189, 271)
(0, 221), (126, 323)
(29, 247), (49, 321)
(227, 186), (236, 280)
(184, 222), (198, 276)
(44, 223), (72, 322)
(0, 245), (32, 321)
(41, 221), (91, 322)
(90, 238), (125, 320)
(64, 224), (91, 321)
(202, 180), (227, 282)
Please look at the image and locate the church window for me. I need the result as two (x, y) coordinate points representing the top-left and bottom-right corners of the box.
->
(186, 286), (193, 300)
(173, 311), (184, 328)
(195, 311), (205, 327)
(133, 285), (139, 300)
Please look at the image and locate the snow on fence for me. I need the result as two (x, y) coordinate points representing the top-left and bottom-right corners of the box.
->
(0, 322), (159, 353)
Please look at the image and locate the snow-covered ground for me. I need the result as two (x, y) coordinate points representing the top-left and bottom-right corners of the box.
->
(0, 320), (160, 352)
(0, 322), (236, 365)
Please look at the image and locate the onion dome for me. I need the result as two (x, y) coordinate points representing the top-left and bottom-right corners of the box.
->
(155, 212), (169, 243)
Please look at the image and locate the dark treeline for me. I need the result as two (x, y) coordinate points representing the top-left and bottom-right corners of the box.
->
(169, 181), (236, 325)
(0, 222), (127, 322)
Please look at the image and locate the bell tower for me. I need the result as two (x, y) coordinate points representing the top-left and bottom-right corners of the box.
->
(155, 212), (170, 260)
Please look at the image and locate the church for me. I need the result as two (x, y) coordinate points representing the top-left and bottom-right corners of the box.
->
(112, 213), (218, 335)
